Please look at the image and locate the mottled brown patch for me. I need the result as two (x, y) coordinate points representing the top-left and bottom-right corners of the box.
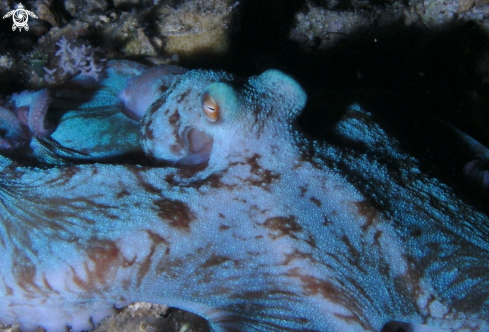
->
(354, 200), (378, 231)
(44, 165), (79, 187)
(287, 268), (342, 301)
(309, 197), (321, 207)
(12, 247), (39, 292)
(232, 288), (298, 300)
(164, 173), (178, 186)
(200, 254), (232, 268)
(170, 144), (181, 153)
(222, 300), (316, 331)
(296, 140), (323, 169)
(153, 198), (195, 231)
(149, 94), (166, 113)
(71, 240), (127, 291)
(121, 278), (132, 291)
(86, 240), (121, 283)
(176, 89), (190, 103)
(219, 224), (230, 231)
(175, 163), (208, 179)
(166, 171), (229, 190)
(191, 250), (240, 284)
(42, 274), (58, 293)
(299, 185), (308, 197)
(39, 195), (117, 226)
(333, 313), (371, 330)
(158, 83), (170, 93)
(341, 235), (362, 270)
(302, 275), (341, 299)
(135, 230), (170, 287)
(189, 173), (227, 189)
(144, 127), (155, 141)
(143, 117), (155, 140)
(410, 227), (423, 238)
(247, 153), (266, 174)
(229, 154), (280, 188)
(286, 268), (372, 330)
(322, 215), (333, 226)
(4, 285), (13, 296)
(249, 104), (265, 134)
(169, 110), (180, 126)
(116, 188), (130, 199)
(155, 256), (185, 279)
(233, 196), (247, 204)
(305, 234), (317, 248)
(126, 166), (161, 194)
(283, 249), (316, 266)
(218, 213), (225, 219)
(262, 216), (302, 240)
(373, 230), (382, 244)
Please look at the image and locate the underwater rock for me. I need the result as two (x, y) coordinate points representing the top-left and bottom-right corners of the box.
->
(155, 0), (237, 58)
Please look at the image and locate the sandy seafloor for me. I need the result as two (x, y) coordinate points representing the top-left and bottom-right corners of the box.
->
(1, 0), (489, 331)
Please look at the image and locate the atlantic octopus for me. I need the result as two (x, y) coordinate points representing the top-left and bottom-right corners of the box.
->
(0, 60), (488, 332)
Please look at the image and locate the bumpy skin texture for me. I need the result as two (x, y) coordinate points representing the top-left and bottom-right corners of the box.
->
(0, 89), (52, 153)
(6, 89), (52, 137)
(0, 61), (488, 332)
(0, 105), (27, 150)
(1, 61), (148, 164)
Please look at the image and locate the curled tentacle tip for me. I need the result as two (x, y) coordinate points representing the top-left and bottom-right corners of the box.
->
(28, 89), (53, 137)
(0, 105), (28, 150)
(463, 159), (489, 191)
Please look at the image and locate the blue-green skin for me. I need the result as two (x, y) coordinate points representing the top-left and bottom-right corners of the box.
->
(0, 60), (488, 332)
(35, 61), (147, 163)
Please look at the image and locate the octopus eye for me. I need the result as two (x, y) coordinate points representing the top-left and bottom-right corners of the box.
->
(202, 93), (219, 122)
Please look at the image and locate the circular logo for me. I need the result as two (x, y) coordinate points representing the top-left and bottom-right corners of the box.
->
(2, 3), (38, 32)
(13, 9), (28, 28)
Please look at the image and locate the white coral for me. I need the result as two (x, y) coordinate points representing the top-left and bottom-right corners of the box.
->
(44, 36), (106, 83)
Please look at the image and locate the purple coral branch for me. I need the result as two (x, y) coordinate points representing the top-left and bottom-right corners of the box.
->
(44, 37), (106, 82)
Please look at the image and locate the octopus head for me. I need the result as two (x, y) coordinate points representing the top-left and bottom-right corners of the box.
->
(140, 69), (307, 168)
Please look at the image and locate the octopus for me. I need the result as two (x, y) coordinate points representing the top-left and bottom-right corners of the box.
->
(0, 60), (488, 332)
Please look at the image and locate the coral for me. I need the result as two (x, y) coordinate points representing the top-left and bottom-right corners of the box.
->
(0, 56), (13, 70)
(113, 0), (140, 7)
(290, 1), (408, 51)
(290, 0), (489, 51)
(35, 0), (66, 28)
(103, 13), (157, 57)
(63, 0), (109, 18)
(403, 0), (489, 29)
(156, 0), (238, 57)
(92, 303), (169, 332)
(44, 36), (106, 83)
(290, 5), (371, 51)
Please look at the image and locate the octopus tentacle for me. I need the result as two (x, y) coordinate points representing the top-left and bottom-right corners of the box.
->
(118, 64), (188, 120)
(0, 105), (28, 150)
(27, 89), (53, 137)
(6, 89), (53, 138)
(463, 159), (489, 190)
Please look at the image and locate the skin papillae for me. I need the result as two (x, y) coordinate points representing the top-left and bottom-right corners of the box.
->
(0, 60), (488, 332)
